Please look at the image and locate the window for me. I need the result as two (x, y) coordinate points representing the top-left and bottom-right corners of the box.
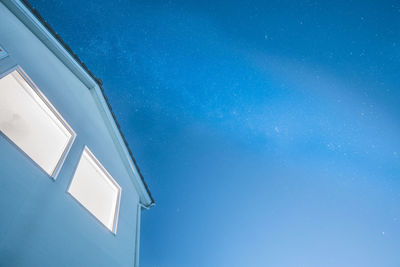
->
(68, 147), (122, 233)
(0, 67), (75, 177)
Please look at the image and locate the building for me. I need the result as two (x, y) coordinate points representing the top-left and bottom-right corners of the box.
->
(0, 0), (154, 266)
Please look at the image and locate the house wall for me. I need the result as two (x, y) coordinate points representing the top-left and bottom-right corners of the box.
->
(0, 2), (141, 266)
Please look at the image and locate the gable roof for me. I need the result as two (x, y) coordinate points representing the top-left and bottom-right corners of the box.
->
(2, 0), (154, 207)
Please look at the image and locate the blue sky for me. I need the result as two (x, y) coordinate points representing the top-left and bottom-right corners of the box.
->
(30, 0), (400, 266)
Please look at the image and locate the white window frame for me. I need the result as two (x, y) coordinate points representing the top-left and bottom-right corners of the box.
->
(0, 66), (76, 179)
(68, 146), (122, 234)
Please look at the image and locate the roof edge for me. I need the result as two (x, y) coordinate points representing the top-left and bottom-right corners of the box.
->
(1, 0), (154, 206)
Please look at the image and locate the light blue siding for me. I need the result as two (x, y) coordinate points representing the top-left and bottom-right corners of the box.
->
(0, 2), (141, 266)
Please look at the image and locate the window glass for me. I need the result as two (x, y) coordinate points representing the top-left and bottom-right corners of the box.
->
(0, 68), (75, 177)
(68, 147), (121, 233)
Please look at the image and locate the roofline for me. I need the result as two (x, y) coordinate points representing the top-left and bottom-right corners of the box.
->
(1, 0), (154, 207)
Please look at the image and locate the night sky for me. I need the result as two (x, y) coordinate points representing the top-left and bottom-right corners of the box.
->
(29, 0), (400, 266)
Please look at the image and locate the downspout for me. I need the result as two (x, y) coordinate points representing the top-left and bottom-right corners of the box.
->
(134, 204), (142, 267)
(134, 203), (155, 267)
